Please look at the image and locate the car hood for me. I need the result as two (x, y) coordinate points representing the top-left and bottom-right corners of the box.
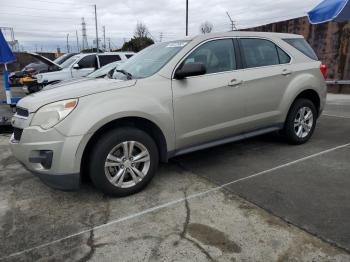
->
(26, 52), (62, 69)
(17, 78), (137, 113)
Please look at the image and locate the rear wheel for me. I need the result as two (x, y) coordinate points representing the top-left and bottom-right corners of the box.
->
(89, 127), (159, 196)
(284, 98), (317, 144)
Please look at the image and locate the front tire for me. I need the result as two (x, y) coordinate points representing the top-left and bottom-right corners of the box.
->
(284, 98), (317, 145)
(89, 127), (159, 197)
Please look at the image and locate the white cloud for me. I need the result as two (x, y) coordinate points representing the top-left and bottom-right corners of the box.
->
(0, 0), (322, 51)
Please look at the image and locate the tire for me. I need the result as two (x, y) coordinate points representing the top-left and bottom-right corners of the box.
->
(284, 98), (317, 145)
(89, 127), (159, 197)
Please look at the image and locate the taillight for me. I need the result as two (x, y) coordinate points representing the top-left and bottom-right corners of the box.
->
(320, 64), (327, 80)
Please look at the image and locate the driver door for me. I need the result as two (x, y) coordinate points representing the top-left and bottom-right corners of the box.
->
(71, 55), (97, 78)
(172, 39), (247, 150)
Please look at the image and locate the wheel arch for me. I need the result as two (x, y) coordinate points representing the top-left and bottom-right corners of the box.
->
(80, 116), (168, 180)
(290, 89), (321, 118)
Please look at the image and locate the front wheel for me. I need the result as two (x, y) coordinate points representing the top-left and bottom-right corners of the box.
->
(89, 127), (159, 197)
(284, 98), (317, 145)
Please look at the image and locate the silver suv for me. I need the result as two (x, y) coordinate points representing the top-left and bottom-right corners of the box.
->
(10, 32), (327, 196)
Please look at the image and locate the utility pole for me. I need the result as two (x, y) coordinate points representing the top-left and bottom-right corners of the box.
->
(186, 0), (189, 36)
(76, 30), (80, 52)
(81, 17), (88, 50)
(66, 33), (70, 53)
(94, 4), (99, 53)
(108, 38), (111, 51)
(103, 26), (106, 52)
(226, 11), (237, 31)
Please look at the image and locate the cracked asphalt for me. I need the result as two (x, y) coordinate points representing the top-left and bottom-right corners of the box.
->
(0, 94), (350, 261)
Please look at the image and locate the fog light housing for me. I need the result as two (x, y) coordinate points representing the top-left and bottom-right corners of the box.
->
(29, 150), (53, 169)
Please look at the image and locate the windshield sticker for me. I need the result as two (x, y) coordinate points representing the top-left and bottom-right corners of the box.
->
(166, 42), (188, 48)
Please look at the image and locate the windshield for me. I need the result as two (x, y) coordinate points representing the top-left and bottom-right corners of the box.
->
(60, 56), (80, 68)
(113, 40), (189, 79)
(53, 53), (75, 65)
(87, 61), (120, 78)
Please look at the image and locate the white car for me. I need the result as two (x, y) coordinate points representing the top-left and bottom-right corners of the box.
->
(36, 52), (134, 86)
(42, 61), (122, 91)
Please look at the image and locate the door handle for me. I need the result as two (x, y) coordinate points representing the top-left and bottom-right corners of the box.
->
(282, 69), (293, 76)
(228, 79), (243, 87)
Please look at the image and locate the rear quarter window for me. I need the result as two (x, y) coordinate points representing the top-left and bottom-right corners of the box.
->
(277, 47), (291, 64)
(283, 38), (318, 60)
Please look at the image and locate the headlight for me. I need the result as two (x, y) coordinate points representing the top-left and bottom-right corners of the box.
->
(36, 74), (43, 81)
(31, 99), (78, 130)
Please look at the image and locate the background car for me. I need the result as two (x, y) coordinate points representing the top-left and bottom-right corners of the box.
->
(42, 61), (123, 91)
(9, 53), (77, 87)
(35, 52), (134, 86)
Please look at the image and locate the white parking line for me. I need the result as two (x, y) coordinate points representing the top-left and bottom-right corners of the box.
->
(322, 113), (350, 119)
(1, 142), (350, 261)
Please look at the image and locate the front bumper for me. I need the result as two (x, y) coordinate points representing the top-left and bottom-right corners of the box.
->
(10, 126), (83, 190)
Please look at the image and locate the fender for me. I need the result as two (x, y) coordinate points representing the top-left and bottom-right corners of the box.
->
(54, 85), (175, 172)
(278, 69), (326, 123)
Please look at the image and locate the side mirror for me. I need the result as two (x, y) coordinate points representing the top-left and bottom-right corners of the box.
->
(174, 63), (206, 79)
(73, 64), (80, 69)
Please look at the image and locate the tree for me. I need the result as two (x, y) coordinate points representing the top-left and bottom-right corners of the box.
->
(122, 37), (154, 52)
(122, 22), (154, 52)
(80, 47), (103, 53)
(200, 21), (213, 34)
(134, 22), (149, 38)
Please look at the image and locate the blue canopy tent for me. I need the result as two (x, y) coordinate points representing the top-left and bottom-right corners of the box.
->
(308, 0), (350, 86)
(0, 29), (19, 105)
(308, 0), (350, 24)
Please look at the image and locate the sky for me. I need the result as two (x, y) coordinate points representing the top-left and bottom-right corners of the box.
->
(0, 0), (322, 52)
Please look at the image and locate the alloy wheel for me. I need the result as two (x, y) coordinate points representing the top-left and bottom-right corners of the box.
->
(104, 141), (151, 188)
(294, 106), (313, 138)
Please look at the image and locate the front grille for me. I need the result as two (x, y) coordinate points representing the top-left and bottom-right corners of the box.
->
(16, 107), (29, 117)
(13, 128), (23, 141)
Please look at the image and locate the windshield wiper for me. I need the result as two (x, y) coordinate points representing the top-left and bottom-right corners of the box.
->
(115, 69), (132, 80)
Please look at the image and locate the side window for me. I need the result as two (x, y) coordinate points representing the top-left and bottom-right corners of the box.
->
(183, 39), (236, 74)
(240, 39), (279, 68)
(78, 55), (97, 68)
(98, 55), (121, 67)
(277, 47), (291, 64)
(125, 54), (133, 59)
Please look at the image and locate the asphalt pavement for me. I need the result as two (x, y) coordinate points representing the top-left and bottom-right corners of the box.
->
(0, 94), (349, 261)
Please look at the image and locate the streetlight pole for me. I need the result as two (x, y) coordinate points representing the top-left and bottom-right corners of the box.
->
(103, 26), (106, 52)
(76, 30), (80, 52)
(94, 4), (99, 53)
(186, 0), (189, 36)
(66, 33), (70, 53)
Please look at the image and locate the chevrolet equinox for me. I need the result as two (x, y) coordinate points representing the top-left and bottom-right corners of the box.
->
(10, 32), (327, 196)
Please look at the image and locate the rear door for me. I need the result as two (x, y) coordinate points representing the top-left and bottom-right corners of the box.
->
(172, 38), (248, 150)
(236, 38), (293, 129)
(71, 55), (98, 78)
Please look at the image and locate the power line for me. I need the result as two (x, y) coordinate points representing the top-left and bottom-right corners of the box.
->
(0, 11), (91, 21)
(1, 4), (83, 13)
(23, 0), (87, 6)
